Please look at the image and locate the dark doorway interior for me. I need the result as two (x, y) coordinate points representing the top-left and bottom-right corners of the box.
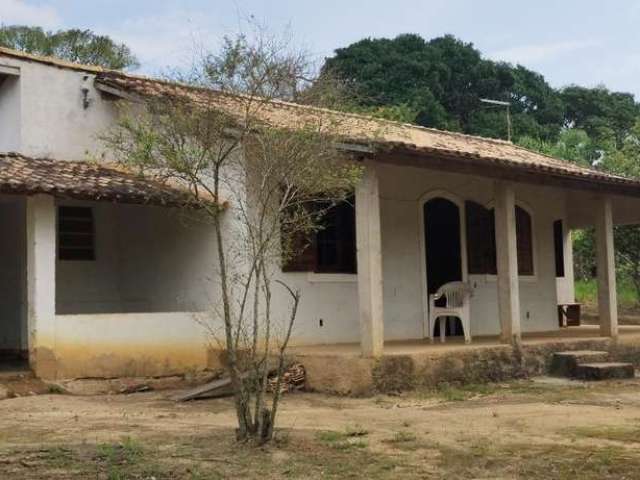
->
(0, 199), (29, 372)
(424, 198), (464, 338)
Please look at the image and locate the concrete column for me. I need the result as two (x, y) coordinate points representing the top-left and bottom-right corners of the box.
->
(356, 161), (384, 357)
(595, 196), (618, 338)
(494, 182), (521, 344)
(26, 194), (57, 378)
(564, 228), (576, 303)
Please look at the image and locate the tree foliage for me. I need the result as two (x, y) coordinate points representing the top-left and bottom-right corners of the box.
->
(320, 33), (639, 146)
(0, 25), (138, 70)
(320, 33), (564, 140)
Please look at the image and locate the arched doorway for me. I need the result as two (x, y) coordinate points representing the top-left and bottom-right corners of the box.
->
(423, 197), (465, 338)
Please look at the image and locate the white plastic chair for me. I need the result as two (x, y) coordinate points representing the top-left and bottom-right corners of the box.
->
(428, 281), (473, 344)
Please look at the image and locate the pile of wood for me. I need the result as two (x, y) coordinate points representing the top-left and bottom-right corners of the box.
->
(267, 364), (306, 394)
(173, 364), (306, 402)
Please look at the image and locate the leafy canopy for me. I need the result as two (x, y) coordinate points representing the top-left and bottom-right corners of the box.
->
(320, 33), (639, 146)
(0, 25), (139, 70)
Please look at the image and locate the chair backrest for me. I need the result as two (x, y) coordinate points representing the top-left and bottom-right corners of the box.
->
(434, 281), (472, 308)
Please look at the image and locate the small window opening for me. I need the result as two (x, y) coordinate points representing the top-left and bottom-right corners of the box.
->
(58, 206), (95, 261)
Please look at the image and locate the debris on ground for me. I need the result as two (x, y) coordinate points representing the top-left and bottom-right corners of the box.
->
(268, 364), (306, 394)
(119, 383), (153, 394)
(172, 364), (306, 401)
(171, 376), (235, 402)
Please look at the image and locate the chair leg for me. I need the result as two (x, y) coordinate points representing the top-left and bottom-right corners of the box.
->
(439, 317), (446, 343)
(463, 316), (471, 344)
(428, 316), (434, 343)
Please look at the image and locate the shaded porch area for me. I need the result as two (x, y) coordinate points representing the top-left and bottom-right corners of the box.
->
(0, 153), (220, 379)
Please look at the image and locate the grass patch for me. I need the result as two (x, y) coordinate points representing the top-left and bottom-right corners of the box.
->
(434, 440), (640, 479)
(381, 431), (428, 452)
(567, 425), (640, 443)
(317, 425), (370, 451)
(576, 278), (639, 311)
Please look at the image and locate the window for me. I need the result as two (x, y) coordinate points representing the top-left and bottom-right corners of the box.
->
(553, 220), (565, 278)
(283, 199), (356, 274)
(465, 202), (534, 276)
(465, 201), (496, 275)
(58, 206), (95, 261)
(515, 206), (534, 276)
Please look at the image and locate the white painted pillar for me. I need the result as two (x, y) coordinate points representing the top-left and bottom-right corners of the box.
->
(26, 194), (57, 378)
(564, 228), (576, 303)
(595, 196), (618, 338)
(494, 182), (521, 344)
(356, 161), (384, 357)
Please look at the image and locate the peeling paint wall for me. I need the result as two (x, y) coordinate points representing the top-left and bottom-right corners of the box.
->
(53, 312), (218, 378)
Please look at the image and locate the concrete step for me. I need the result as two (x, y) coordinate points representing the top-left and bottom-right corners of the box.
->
(575, 362), (635, 381)
(549, 350), (610, 377)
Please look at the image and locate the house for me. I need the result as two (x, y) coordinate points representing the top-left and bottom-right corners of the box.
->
(2, 46), (640, 380)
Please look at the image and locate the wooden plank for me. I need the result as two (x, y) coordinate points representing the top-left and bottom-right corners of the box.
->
(171, 377), (234, 402)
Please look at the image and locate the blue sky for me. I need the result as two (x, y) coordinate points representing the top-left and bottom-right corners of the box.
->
(2, 0), (640, 97)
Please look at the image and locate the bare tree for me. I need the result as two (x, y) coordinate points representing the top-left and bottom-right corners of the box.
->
(102, 30), (362, 443)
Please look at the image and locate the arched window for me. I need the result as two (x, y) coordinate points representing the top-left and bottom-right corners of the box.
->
(465, 201), (534, 276)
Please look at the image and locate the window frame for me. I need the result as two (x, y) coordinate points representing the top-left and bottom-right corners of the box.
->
(466, 200), (537, 281)
(281, 198), (357, 276)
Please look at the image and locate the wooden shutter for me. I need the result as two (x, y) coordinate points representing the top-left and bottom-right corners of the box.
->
(516, 206), (534, 275)
(553, 220), (565, 278)
(466, 201), (488, 274)
(465, 201), (497, 274)
(58, 206), (95, 261)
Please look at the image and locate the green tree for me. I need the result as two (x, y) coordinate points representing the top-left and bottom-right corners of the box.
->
(320, 33), (564, 141)
(0, 25), (138, 70)
(561, 86), (639, 149)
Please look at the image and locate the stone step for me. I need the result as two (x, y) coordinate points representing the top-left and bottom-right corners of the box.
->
(575, 362), (635, 381)
(549, 350), (610, 377)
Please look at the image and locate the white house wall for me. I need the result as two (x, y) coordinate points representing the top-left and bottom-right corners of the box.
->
(278, 162), (567, 344)
(56, 201), (218, 315)
(0, 56), (118, 160)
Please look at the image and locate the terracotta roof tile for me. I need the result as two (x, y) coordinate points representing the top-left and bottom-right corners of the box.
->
(94, 71), (640, 191)
(3, 46), (640, 193)
(0, 152), (212, 207)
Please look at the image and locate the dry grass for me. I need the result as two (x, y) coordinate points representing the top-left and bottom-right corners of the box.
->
(2, 379), (640, 478)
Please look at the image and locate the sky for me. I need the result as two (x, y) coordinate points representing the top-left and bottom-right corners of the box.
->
(2, 0), (640, 97)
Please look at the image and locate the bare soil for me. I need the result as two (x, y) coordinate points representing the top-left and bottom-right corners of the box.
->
(2, 378), (640, 478)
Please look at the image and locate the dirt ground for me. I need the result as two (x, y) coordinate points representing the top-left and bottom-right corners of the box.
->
(2, 378), (640, 479)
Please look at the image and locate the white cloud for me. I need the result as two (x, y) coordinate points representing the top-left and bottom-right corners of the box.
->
(0, 0), (62, 29)
(489, 40), (600, 65)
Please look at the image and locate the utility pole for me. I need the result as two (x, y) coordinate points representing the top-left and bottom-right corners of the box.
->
(480, 98), (512, 142)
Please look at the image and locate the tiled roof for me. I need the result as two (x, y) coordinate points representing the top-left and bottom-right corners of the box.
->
(95, 71), (640, 191)
(0, 153), (212, 207)
(3, 45), (640, 193)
